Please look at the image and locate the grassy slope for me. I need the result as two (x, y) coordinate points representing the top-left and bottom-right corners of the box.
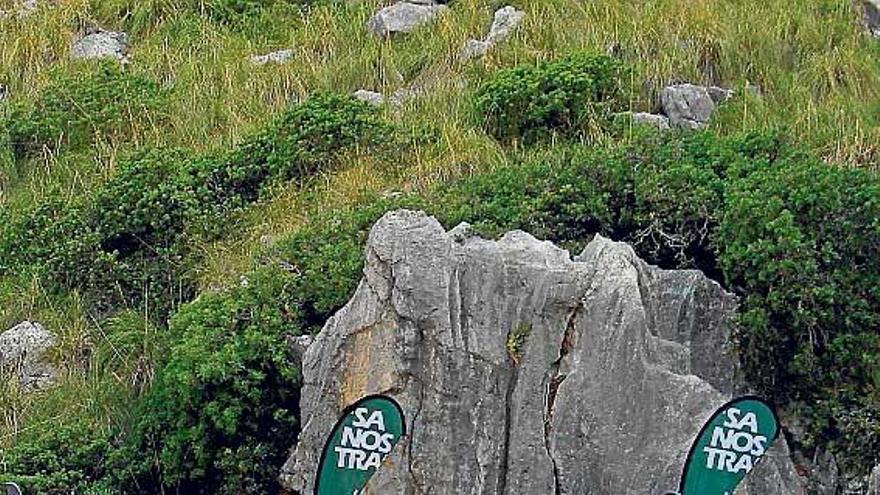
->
(2, 0), (880, 458)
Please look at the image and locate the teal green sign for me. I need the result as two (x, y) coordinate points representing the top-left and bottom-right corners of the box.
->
(314, 395), (405, 495)
(679, 396), (780, 495)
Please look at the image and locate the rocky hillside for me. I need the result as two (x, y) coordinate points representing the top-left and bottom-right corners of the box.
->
(1, 0), (880, 494)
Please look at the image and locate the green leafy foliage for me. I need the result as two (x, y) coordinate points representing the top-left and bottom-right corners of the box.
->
(109, 271), (302, 495)
(474, 53), (625, 144)
(5, 62), (167, 157)
(0, 93), (398, 320)
(1, 421), (112, 495)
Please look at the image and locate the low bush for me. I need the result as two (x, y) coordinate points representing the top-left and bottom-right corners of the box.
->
(474, 53), (625, 144)
(5, 63), (167, 157)
(109, 270), (302, 495)
(1, 421), (112, 495)
(0, 93), (400, 320)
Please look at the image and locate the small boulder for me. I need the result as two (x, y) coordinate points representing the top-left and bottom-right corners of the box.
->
(660, 83), (717, 130)
(461, 5), (525, 60)
(864, 0), (880, 37)
(707, 85), (734, 104)
(250, 48), (294, 65)
(461, 39), (492, 60)
(367, 2), (447, 37)
(0, 321), (58, 390)
(624, 111), (670, 130)
(71, 30), (129, 61)
(353, 89), (385, 106)
(484, 6), (525, 45)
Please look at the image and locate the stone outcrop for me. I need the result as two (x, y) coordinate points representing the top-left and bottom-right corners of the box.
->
(461, 6), (525, 60)
(71, 30), (129, 61)
(869, 464), (880, 495)
(280, 210), (805, 494)
(0, 321), (57, 390)
(367, 2), (447, 37)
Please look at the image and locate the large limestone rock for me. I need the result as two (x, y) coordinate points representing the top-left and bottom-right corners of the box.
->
(71, 30), (129, 61)
(280, 210), (805, 494)
(367, 2), (447, 37)
(0, 321), (57, 390)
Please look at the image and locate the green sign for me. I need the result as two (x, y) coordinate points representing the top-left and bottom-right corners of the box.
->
(679, 396), (780, 495)
(314, 395), (406, 495)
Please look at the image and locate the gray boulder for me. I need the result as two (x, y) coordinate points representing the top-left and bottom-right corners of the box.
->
(367, 2), (447, 37)
(623, 111), (671, 130)
(864, 0), (880, 37)
(280, 210), (805, 494)
(71, 30), (129, 61)
(660, 83), (718, 130)
(0, 321), (57, 390)
(249, 48), (294, 65)
(353, 89), (386, 106)
(461, 6), (525, 60)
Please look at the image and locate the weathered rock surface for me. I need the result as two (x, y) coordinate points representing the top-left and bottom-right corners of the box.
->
(353, 89), (386, 106)
(864, 0), (880, 37)
(869, 464), (880, 495)
(249, 48), (294, 65)
(367, 2), (447, 37)
(461, 6), (525, 60)
(71, 30), (129, 61)
(0, 321), (57, 390)
(623, 111), (671, 130)
(660, 83), (718, 130)
(280, 210), (805, 494)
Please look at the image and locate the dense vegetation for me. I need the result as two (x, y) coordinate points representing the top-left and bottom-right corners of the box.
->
(1, 0), (879, 493)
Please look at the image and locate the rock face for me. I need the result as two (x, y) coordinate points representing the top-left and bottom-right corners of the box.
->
(0, 321), (57, 390)
(660, 83), (718, 130)
(249, 48), (294, 65)
(280, 210), (805, 494)
(71, 30), (129, 61)
(869, 464), (880, 495)
(367, 2), (447, 37)
(461, 6), (525, 60)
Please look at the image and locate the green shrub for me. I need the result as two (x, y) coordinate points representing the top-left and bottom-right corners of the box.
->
(1, 416), (112, 495)
(5, 62), (167, 157)
(474, 53), (625, 144)
(109, 270), (302, 495)
(0, 93), (399, 320)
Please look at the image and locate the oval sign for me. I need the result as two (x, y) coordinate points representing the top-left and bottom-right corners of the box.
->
(679, 396), (780, 495)
(314, 395), (406, 495)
